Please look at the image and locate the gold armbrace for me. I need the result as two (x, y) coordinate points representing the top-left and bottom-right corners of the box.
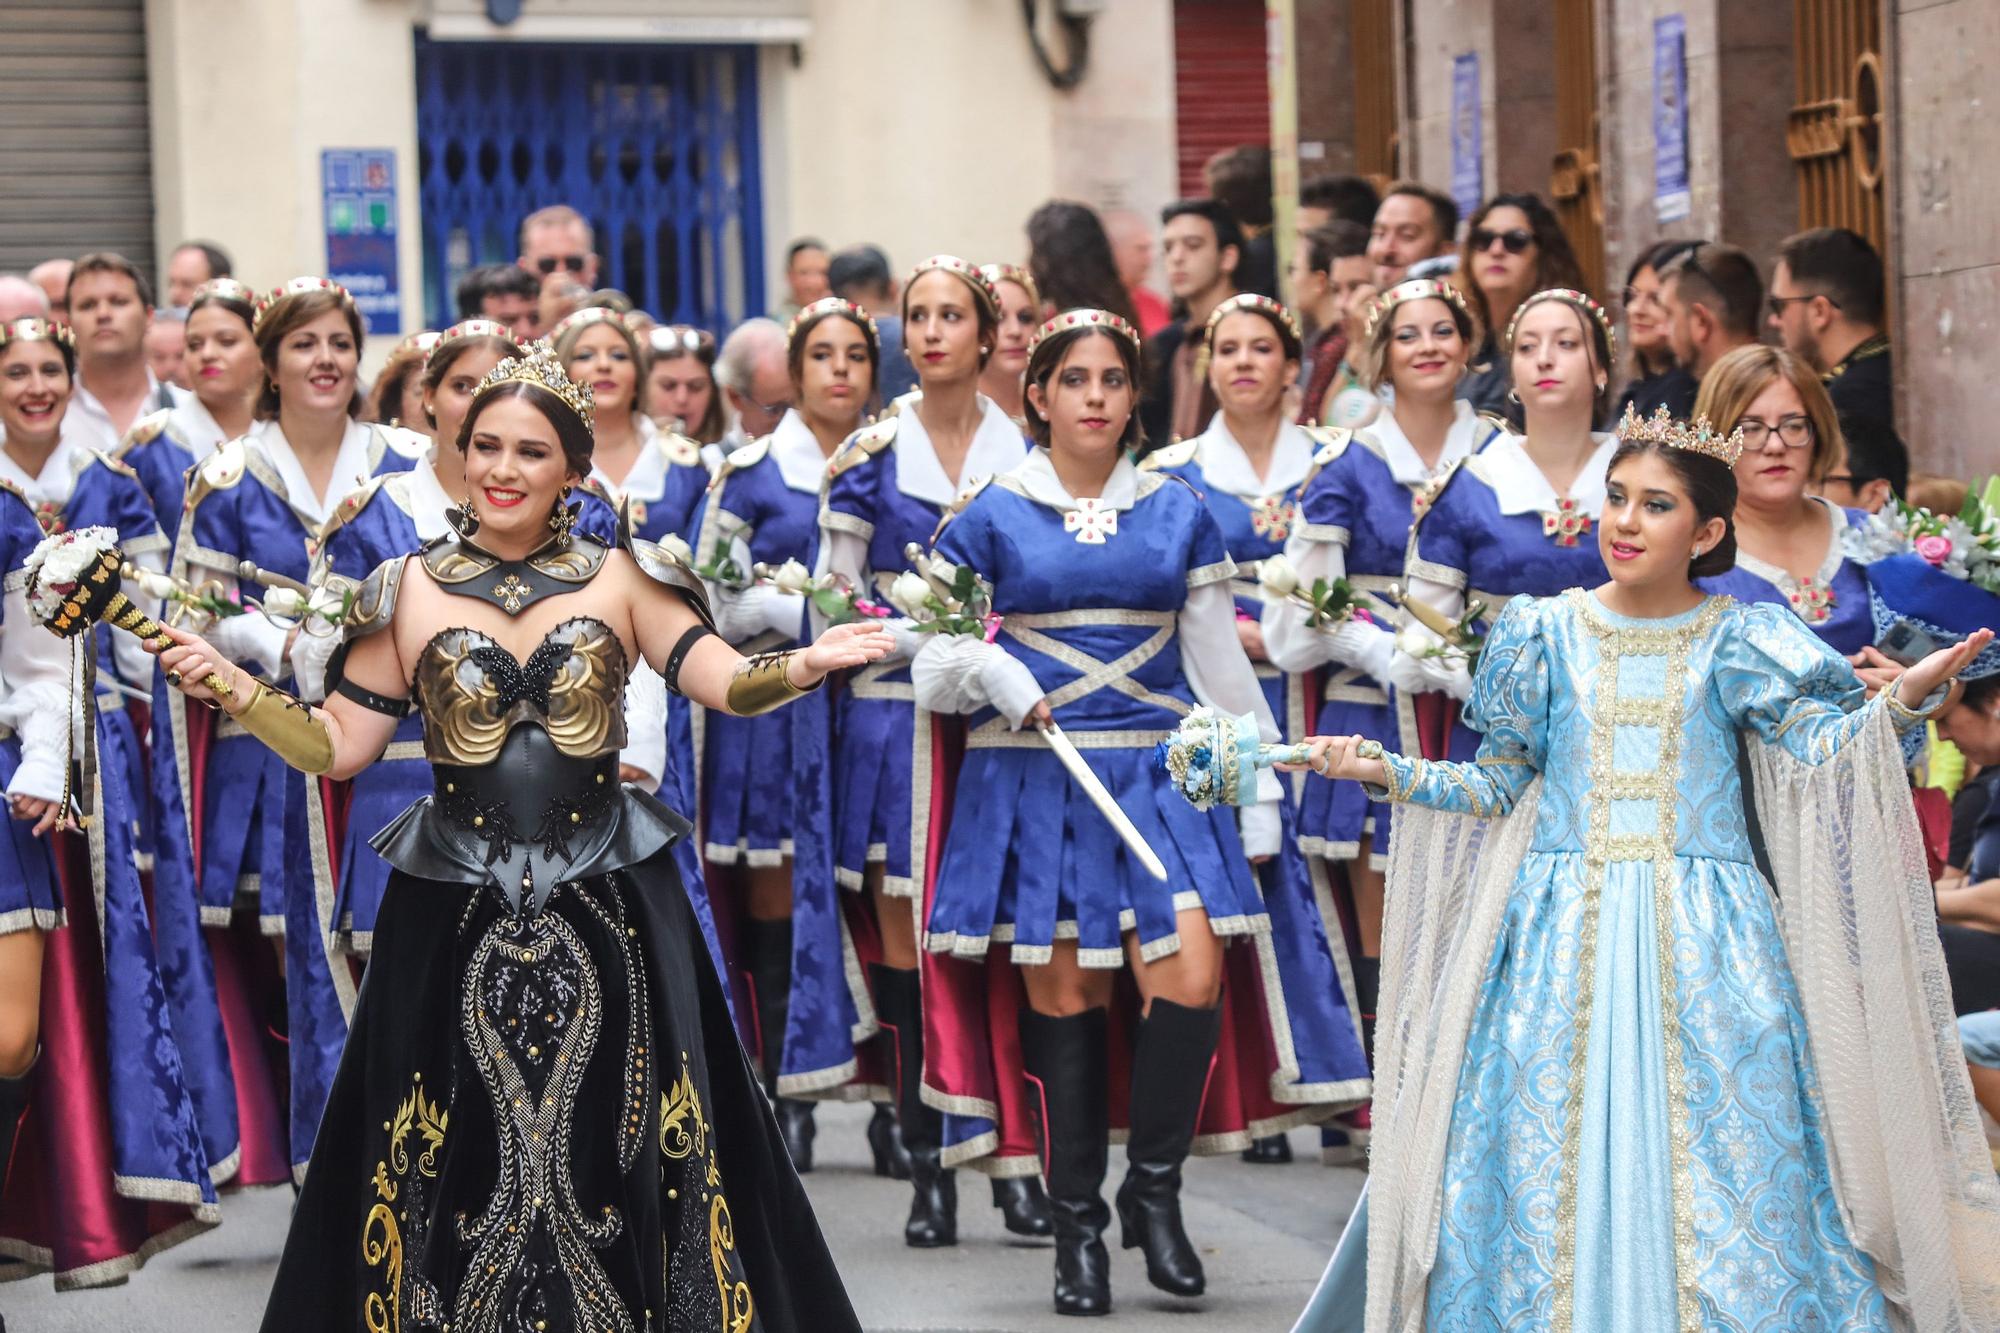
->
(231, 678), (336, 775)
(725, 650), (818, 716)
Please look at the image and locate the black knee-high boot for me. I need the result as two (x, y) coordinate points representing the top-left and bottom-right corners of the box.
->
(1351, 954), (1381, 1065)
(991, 1171), (1054, 1237)
(1022, 1006), (1112, 1316)
(0, 1050), (33, 1200)
(870, 963), (956, 1247)
(745, 918), (814, 1171)
(1116, 998), (1221, 1297)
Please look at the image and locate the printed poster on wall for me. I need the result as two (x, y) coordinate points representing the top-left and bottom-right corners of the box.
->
(1653, 16), (1691, 223)
(1451, 53), (1483, 224)
(322, 149), (401, 337)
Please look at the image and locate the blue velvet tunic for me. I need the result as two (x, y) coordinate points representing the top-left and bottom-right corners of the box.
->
(1698, 496), (1875, 655)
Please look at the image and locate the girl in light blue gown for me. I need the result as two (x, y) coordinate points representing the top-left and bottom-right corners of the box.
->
(1289, 411), (2000, 1331)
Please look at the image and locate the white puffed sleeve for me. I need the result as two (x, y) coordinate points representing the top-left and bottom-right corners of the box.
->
(619, 661), (667, 793)
(910, 633), (1045, 728)
(0, 585), (83, 803)
(1177, 580), (1282, 856)
(1384, 569), (1472, 700)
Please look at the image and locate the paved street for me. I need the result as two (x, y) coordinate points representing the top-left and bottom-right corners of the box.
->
(3, 1102), (1359, 1331)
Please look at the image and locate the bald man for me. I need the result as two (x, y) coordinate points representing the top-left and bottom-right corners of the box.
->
(0, 273), (49, 322)
(28, 258), (72, 323)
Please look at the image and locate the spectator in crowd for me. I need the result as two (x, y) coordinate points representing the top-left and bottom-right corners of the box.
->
(366, 329), (438, 435)
(1816, 410), (1907, 513)
(455, 262), (542, 339)
(1027, 200), (1142, 331)
(1366, 181), (1458, 287)
(536, 274), (590, 335)
(65, 252), (177, 452)
(164, 240), (232, 309)
(1205, 144), (1278, 297)
(1456, 193), (1588, 418)
(772, 237), (831, 322)
(0, 273), (49, 321)
(1290, 220), (1374, 426)
(28, 258), (72, 323)
(1932, 673), (2000, 1013)
(1661, 241), (1763, 388)
(647, 324), (726, 444)
(517, 203), (599, 294)
(1139, 198), (1243, 445)
(1297, 173), (1381, 235)
(1613, 239), (1701, 422)
(714, 316), (793, 455)
(145, 308), (190, 391)
(1768, 226), (1897, 451)
(829, 243), (918, 401)
(1909, 473), (1970, 515)
(1102, 207), (1170, 337)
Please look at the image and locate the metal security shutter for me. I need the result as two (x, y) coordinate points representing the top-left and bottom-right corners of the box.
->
(0, 0), (156, 277)
(1173, 0), (1269, 199)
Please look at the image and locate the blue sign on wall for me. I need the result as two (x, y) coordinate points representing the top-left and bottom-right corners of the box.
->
(322, 148), (401, 337)
(1653, 16), (1691, 223)
(1450, 53), (1483, 226)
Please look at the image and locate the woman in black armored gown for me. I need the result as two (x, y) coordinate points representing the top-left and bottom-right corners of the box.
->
(153, 344), (887, 1333)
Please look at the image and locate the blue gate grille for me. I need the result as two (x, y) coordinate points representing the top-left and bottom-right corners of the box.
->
(415, 37), (765, 332)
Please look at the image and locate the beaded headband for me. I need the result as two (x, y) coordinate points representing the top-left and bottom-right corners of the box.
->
(548, 305), (632, 345)
(1362, 277), (1473, 342)
(390, 330), (442, 363)
(1504, 287), (1618, 365)
(0, 317), (75, 353)
(1616, 403), (1744, 467)
(189, 278), (260, 311)
(473, 339), (595, 432)
(253, 276), (355, 335)
(426, 320), (522, 373)
(1026, 308), (1143, 360)
(1203, 292), (1303, 349)
(979, 262), (1041, 312)
(786, 296), (880, 348)
(906, 255), (1000, 319)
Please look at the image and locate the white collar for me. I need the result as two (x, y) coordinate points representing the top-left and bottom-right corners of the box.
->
(1735, 495), (1849, 589)
(1008, 448), (1144, 512)
(253, 418), (378, 524)
(401, 450), (458, 542)
(1480, 432), (1619, 515)
(770, 409), (836, 492)
(893, 393), (1027, 506)
(168, 395), (234, 456)
(1191, 414), (1314, 497)
(591, 416), (668, 504)
(0, 431), (85, 505)
(1364, 399), (1483, 486)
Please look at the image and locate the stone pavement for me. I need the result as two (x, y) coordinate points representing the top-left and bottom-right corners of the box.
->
(2, 1101), (1361, 1331)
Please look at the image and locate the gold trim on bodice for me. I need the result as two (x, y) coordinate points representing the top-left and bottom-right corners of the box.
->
(414, 617), (627, 765)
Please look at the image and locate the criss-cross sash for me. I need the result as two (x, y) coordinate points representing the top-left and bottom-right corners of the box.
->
(967, 608), (1187, 750)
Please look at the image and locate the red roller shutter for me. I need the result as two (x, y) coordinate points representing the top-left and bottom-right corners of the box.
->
(1174, 0), (1270, 198)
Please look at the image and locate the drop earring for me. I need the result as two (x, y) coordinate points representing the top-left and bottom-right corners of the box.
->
(548, 485), (578, 544)
(448, 494), (480, 538)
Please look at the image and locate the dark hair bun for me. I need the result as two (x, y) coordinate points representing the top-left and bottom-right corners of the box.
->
(1687, 524), (1736, 579)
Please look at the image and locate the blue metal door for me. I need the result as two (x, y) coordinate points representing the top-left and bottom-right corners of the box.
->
(415, 37), (765, 332)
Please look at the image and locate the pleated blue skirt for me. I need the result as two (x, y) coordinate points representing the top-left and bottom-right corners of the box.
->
(831, 692), (917, 893)
(1297, 696), (1395, 862)
(0, 735), (63, 933)
(701, 707), (797, 863)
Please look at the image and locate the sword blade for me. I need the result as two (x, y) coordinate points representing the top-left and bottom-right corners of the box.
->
(1039, 722), (1169, 881)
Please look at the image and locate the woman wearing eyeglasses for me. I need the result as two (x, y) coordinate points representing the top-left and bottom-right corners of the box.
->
(1612, 240), (1701, 423)
(1691, 345), (1888, 669)
(1456, 194), (1588, 420)
(647, 322), (727, 448)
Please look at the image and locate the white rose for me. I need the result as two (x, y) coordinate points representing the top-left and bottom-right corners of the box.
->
(134, 568), (179, 601)
(260, 588), (307, 618)
(887, 571), (933, 619)
(1257, 554), (1300, 599)
(770, 558), (812, 595)
(659, 534), (695, 566)
(1393, 624), (1433, 659)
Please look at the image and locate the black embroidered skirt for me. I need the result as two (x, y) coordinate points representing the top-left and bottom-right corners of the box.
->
(260, 851), (856, 1333)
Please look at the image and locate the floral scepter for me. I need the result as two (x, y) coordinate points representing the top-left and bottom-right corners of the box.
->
(124, 562), (246, 626)
(234, 561), (356, 637)
(1155, 706), (1312, 810)
(1253, 554), (1363, 628)
(898, 542), (1000, 641)
(751, 558), (894, 626)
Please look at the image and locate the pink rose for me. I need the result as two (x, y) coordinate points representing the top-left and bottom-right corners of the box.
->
(1914, 534), (1953, 566)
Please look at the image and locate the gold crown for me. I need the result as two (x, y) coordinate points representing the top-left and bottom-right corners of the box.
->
(253, 276), (354, 334)
(1362, 277), (1473, 342)
(1027, 307), (1142, 359)
(907, 255), (1000, 317)
(786, 297), (879, 348)
(0, 317), (74, 353)
(1616, 403), (1744, 466)
(979, 262), (1040, 312)
(426, 320), (522, 373)
(474, 339), (594, 431)
(1504, 287), (1618, 364)
(1203, 292), (1303, 348)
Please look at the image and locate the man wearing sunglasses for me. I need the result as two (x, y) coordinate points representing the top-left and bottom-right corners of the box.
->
(517, 203), (600, 296)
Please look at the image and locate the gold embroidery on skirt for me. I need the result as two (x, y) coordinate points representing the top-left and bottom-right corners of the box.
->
(364, 1073), (450, 1333)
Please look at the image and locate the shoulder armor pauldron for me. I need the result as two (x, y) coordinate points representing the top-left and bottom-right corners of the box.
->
(183, 435), (248, 513)
(1138, 438), (1199, 472)
(116, 408), (174, 459)
(656, 431), (704, 469)
(347, 555), (407, 639)
(1408, 459), (1465, 532)
(927, 473), (993, 545)
(717, 437), (770, 481)
(826, 415), (900, 479)
(1297, 425), (1354, 492)
(318, 475), (389, 545)
(81, 450), (141, 482)
(627, 534), (716, 633)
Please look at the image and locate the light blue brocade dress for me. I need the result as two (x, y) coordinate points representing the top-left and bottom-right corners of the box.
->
(1381, 590), (1893, 1331)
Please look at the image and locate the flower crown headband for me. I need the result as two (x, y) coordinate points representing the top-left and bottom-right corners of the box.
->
(906, 255), (1000, 319)
(252, 276), (354, 335)
(786, 297), (880, 348)
(1616, 403), (1744, 467)
(426, 320), (522, 374)
(979, 262), (1041, 312)
(0, 317), (75, 353)
(1504, 287), (1618, 364)
(473, 339), (595, 432)
(1026, 308), (1143, 360)
(1203, 292), (1303, 349)
(1362, 277), (1473, 342)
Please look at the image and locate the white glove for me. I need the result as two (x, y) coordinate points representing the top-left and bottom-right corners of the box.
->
(912, 633), (1045, 727)
(711, 585), (775, 646)
(1237, 799), (1280, 859)
(1386, 629), (1473, 700)
(290, 627), (342, 703)
(1, 680), (78, 804)
(1326, 618), (1396, 689)
(206, 610), (292, 679)
(887, 617), (928, 663)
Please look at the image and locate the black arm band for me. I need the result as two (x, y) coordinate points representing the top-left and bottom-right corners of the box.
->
(335, 677), (412, 718)
(664, 624), (716, 696)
